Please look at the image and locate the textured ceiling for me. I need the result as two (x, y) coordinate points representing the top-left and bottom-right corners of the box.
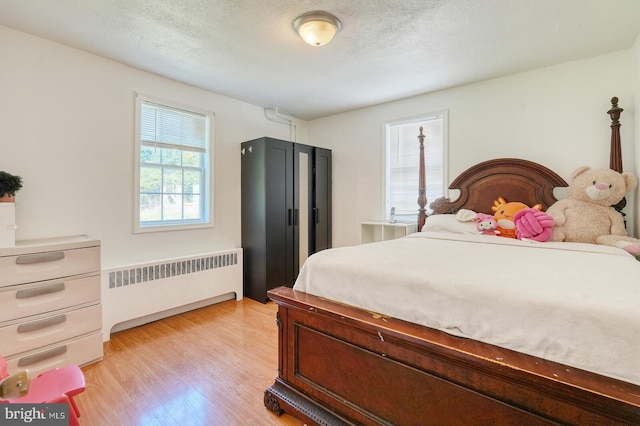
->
(1, 0), (640, 120)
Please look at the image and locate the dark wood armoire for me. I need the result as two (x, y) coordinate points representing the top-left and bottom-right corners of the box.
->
(241, 137), (332, 303)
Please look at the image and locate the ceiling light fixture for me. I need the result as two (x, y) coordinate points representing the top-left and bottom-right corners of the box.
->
(293, 11), (342, 47)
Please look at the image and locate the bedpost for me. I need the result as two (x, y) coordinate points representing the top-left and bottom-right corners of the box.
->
(608, 97), (626, 215)
(417, 127), (427, 231)
(608, 96), (623, 173)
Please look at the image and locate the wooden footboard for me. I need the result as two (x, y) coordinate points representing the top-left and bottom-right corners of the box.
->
(264, 287), (640, 425)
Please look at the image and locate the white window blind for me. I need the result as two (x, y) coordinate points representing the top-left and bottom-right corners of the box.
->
(140, 102), (208, 152)
(386, 114), (446, 221)
(135, 94), (213, 232)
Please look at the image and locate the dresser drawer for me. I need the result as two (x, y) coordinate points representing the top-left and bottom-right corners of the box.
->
(0, 274), (100, 323)
(0, 245), (100, 288)
(0, 304), (102, 357)
(4, 332), (103, 377)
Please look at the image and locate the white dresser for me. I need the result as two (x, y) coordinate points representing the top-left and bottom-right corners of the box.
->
(0, 235), (102, 376)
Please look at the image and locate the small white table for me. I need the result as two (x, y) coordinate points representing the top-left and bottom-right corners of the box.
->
(360, 221), (417, 244)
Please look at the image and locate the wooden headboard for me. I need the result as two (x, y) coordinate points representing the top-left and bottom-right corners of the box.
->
(417, 97), (623, 229)
(430, 158), (567, 216)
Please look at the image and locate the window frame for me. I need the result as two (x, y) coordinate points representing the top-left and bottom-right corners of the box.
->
(133, 92), (214, 233)
(382, 110), (448, 222)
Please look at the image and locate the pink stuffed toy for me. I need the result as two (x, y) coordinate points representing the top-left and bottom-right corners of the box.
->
(514, 208), (555, 242)
(475, 213), (500, 236)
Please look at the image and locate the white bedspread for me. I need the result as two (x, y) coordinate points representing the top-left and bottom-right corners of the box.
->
(293, 232), (640, 386)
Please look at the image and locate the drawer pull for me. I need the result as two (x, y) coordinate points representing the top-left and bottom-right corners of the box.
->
(17, 314), (67, 333)
(16, 282), (66, 299)
(18, 345), (67, 367)
(16, 251), (65, 265)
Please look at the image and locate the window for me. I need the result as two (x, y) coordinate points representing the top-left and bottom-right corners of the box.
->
(134, 93), (213, 232)
(385, 112), (447, 222)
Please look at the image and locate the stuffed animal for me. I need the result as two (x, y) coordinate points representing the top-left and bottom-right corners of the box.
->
(475, 213), (500, 236)
(491, 197), (542, 238)
(513, 208), (555, 242)
(546, 166), (640, 255)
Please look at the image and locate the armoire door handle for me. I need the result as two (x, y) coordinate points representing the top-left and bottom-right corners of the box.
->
(314, 208), (319, 223)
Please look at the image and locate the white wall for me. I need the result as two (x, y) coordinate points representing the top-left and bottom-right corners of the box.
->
(0, 25), (309, 269)
(309, 51), (637, 247)
(2, 25), (638, 263)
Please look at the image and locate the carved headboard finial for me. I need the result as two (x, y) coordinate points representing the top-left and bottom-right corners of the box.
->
(608, 97), (623, 123)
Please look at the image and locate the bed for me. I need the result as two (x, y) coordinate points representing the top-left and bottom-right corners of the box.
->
(263, 98), (640, 425)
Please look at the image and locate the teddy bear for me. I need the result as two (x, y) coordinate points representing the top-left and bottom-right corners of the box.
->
(545, 166), (640, 255)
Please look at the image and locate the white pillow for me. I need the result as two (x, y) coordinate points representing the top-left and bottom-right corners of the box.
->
(421, 213), (477, 234)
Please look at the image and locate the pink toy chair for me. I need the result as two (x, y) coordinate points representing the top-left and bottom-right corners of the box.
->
(0, 355), (85, 426)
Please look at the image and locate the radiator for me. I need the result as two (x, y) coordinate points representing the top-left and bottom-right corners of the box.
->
(101, 249), (243, 340)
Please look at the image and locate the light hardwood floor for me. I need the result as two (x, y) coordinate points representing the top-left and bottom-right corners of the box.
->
(75, 298), (303, 426)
